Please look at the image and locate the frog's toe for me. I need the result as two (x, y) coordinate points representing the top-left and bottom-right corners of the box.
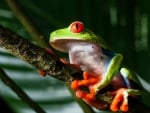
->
(75, 89), (95, 101)
(120, 100), (128, 112)
(85, 93), (95, 101)
(83, 71), (91, 79)
(120, 90), (129, 112)
(38, 69), (46, 77)
(71, 80), (79, 90)
(110, 88), (128, 112)
(75, 90), (86, 98)
(45, 48), (55, 55)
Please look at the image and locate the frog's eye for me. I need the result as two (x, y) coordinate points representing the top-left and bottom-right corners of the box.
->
(70, 21), (84, 33)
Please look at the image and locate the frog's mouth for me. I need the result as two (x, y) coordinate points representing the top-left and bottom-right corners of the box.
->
(50, 38), (93, 52)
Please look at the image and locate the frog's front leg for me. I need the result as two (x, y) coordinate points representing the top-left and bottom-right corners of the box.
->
(71, 72), (108, 109)
(71, 71), (101, 100)
(94, 54), (123, 92)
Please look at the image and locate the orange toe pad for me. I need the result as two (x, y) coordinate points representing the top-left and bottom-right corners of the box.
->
(110, 88), (128, 112)
(38, 69), (46, 77)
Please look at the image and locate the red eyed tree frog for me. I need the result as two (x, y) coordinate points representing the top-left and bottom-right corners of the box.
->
(49, 21), (146, 112)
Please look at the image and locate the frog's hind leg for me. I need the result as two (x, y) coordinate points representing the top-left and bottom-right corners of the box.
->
(109, 88), (144, 112)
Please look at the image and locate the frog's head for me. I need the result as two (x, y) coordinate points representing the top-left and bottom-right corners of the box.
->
(50, 21), (106, 52)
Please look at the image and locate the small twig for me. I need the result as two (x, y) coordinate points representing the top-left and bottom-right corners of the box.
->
(20, 0), (65, 28)
(0, 68), (46, 113)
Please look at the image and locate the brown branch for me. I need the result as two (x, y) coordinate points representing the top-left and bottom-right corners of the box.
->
(0, 25), (150, 113)
(0, 25), (75, 82)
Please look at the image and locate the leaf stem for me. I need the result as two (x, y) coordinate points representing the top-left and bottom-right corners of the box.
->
(5, 0), (49, 47)
(0, 68), (46, 113)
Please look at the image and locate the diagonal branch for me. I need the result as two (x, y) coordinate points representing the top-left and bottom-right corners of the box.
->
(0, 25), (75, 82)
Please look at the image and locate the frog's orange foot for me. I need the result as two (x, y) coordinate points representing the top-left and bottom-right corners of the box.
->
(45, 48), (56, 55)
(109, 88), (129, 112)
(60, 58), (68, 64)
(76, 90), (108, 109)
(38, 69), (46, 77)
(75, 90), (95, 101)
(71, 80), (97, 101)
(71, 79), (98, 91)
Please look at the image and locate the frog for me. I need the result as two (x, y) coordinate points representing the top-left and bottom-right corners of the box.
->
(49, 21), (146, 112)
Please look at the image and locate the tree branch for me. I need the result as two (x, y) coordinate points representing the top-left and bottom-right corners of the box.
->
(0, 25), (150, 113)
(0, 25), (75, 82)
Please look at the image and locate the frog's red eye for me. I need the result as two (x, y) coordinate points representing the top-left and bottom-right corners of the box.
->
(70, 21), (84, 33)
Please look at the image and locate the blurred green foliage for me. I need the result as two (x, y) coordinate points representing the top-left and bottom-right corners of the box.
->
(0, 0), (149, 113)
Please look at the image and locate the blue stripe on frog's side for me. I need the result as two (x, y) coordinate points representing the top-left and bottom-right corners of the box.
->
(102, 48), (115, 69)
(121, 73), (131, 88)
(102, 48), (131, 88)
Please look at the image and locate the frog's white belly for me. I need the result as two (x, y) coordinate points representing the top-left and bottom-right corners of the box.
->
(68, 43), (108, 76)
